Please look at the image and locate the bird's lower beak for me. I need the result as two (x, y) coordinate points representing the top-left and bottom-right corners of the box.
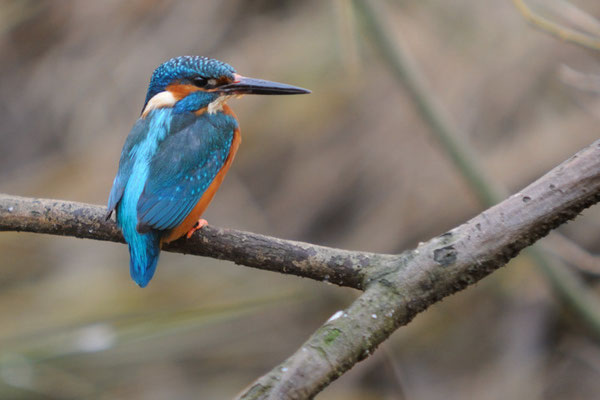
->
(219, 74), (311, 95)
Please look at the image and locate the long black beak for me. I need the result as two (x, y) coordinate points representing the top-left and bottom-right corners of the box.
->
(219, 74), (311, 95)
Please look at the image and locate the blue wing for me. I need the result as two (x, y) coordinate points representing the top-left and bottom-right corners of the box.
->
(106, 118), (152, 219)
(136, 112), (237, 233)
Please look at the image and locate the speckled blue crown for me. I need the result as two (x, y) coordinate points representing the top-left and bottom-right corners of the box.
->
(144, 56), (236, 105)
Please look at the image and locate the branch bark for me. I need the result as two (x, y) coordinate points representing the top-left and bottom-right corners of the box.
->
(1, 139), (600, 399)
(0, 194), (386, 290)
(235, 139), (600, 399)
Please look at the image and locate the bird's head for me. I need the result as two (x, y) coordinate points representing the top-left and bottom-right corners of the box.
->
(142, 56), (309, 117)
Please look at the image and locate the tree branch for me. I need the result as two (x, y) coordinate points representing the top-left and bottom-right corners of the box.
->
(0, 193), (390, 290)
(1, 139), (599, 398)
(236, 139), (600, 399)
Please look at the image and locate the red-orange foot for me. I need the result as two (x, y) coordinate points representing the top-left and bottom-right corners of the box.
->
(186, 218), (208, 239)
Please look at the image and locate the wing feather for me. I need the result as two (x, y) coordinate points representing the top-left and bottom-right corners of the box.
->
(106, 118), (151, 219)
(136, 113), (237, 232)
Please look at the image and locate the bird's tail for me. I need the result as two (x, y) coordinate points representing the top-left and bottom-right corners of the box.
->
(127, 230), (161, 288)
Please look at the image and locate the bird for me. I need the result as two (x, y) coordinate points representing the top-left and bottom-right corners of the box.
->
(106, 56), (310, 287)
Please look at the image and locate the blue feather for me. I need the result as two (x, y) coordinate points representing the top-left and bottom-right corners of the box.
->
(144, 56), (235, 108)
(113, 108), (173, 286)
(108, 55), (308, 287)
(107, 56), (242, 287)
(136, 112), (237, 232)
(106, 118), (151, 218)
(108, 106), (237, 287)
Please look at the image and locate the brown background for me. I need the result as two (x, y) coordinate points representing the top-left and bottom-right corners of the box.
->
(1, 1), (599, 399)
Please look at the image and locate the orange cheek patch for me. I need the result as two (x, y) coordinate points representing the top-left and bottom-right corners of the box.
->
(166, 83), (201, 100)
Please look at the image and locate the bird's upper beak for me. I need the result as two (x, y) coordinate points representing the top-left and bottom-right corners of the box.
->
(218, 74), (311, 95)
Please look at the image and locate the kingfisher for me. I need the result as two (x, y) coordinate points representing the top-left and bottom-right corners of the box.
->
(106, 56), (310, 287)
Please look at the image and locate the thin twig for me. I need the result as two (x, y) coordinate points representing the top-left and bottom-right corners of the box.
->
(513, 0), (600, 51)
(352, 0), (505, 206)
(543, 233), (600, 275)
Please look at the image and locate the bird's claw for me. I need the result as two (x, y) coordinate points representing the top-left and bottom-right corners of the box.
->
(186, 218), (208, 239)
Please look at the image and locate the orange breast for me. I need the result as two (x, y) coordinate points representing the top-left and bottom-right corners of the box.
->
(161, 104), (241, 244)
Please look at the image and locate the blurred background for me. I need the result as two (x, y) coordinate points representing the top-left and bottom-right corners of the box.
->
(1, 0), (600, 399)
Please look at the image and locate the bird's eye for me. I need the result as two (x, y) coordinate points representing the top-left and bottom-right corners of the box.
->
(207, 78), (217, 87)
(192, 77), (208, 87)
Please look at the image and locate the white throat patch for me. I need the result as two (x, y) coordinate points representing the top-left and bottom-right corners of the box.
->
(142, 91), (176, 117)
(208, 95), (233, 114)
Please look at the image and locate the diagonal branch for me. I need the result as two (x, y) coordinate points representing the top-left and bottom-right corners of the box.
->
(236, 139), (600, 399)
